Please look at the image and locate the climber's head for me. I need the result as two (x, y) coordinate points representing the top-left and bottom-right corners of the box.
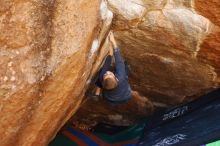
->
(102, 71), (118, 90)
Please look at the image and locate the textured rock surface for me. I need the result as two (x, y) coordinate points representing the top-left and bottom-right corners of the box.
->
(1, 0), (220, 145)
(108, 0), (220, 106)
(71, 91), (153, 128)
(195, 0), (220, 75)
(0, 0), (112, 145)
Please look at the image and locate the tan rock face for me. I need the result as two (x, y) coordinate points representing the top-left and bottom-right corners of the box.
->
(0, 0), (112, 145)
(71, 91), (153, 128)
(1, 0), (220, 145)
(195, 0), (220, 75)
(108, 0), (220, 106)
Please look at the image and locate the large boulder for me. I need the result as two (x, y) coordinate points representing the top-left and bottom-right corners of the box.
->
(195, 0), (220, 75)
(0, 0), (112, 145)
(71, 91), (153, 128)
(107, 0), (220, 106)
(1, 0), (220, 145)
(69, 0), (220, 129)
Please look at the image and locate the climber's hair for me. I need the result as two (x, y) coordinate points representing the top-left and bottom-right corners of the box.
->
(102, 76), (118, 90)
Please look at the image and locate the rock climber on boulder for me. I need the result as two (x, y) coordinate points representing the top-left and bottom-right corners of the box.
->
(93, 32), (132, 104)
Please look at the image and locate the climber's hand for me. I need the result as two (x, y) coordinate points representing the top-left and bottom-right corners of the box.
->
(109, 31), (117, 48)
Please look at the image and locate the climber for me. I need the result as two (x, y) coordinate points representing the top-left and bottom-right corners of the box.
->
(92, 32), (132, 104)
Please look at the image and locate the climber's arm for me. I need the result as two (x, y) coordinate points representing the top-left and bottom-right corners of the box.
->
(114, 48), (126, 82)
(95, 36), (114, 88)
(98, 55), (112, 82)
(109, 32), (126, 82)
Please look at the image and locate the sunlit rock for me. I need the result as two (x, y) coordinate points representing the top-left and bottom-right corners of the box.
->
(0, 0), (112, 145)
(109, 0), (220, 106)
